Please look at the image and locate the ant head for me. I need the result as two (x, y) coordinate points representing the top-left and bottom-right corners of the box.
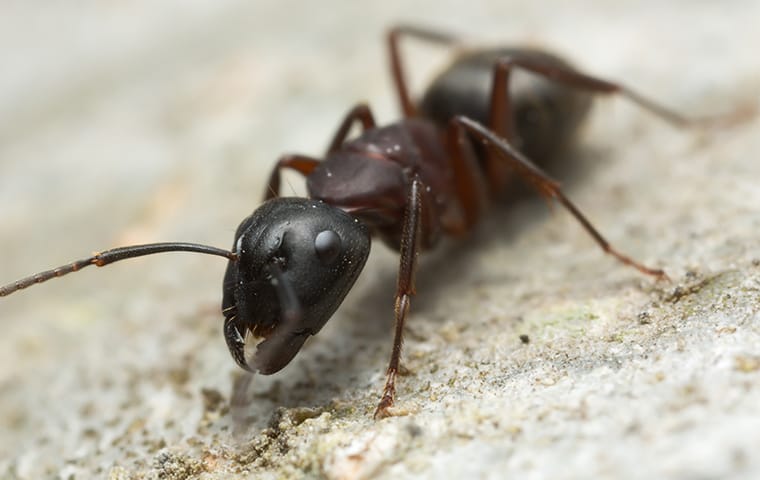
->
(222, 197), (371, 375)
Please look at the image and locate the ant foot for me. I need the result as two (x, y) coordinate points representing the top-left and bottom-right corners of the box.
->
(374, 402), (413, 420)
(373, 395), (395, 420)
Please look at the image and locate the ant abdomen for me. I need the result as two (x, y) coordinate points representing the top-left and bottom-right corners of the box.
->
(419, 48), (592, 164)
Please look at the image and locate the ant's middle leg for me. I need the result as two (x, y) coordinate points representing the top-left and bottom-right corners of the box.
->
(442, 120), (492, 232)
(455, 115), (667, 279)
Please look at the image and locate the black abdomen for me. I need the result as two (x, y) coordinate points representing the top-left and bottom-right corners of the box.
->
(419, 48), (592, 165)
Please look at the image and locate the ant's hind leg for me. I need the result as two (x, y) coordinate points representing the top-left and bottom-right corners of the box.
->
(489, 57), (754, 130)
(481, 54), (754, 196)
(455, 115), (668, 280)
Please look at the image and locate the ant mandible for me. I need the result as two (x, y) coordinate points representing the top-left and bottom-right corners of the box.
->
(0, 25), (747, 419)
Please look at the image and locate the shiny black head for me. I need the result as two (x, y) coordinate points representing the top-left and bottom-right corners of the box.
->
(222, 197), (371, 375)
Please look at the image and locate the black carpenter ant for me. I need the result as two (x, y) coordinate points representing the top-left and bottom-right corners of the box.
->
(1, 26), (748, 419)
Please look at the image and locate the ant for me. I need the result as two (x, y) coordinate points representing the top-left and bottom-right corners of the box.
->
(0, 25), (749, 419)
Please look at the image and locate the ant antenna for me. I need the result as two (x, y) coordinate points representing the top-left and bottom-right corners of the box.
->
(0, 242), (237, 297)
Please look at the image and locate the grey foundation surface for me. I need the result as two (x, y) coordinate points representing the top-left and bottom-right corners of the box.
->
(1, 1), (759, 479)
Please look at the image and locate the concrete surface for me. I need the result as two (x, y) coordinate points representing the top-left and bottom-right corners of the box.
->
(0, 1), (759, 479)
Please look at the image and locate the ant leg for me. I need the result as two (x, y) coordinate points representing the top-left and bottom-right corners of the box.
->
(388, 25), (460, 118)
(375, 174), (424, 419)
(455, 116), (667, 279)
(483, 54), (754, 194)
(326, 103), (377, 154)
(490, 57), (753, 129)
(264, 104), (378, 201)
(263, 154), (320, 201)
(442, 121), (491, 232)
(488, 58), (520, 142)
(481, 57), (524, 193)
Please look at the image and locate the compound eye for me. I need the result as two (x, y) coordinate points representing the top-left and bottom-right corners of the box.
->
(314, 230), (341, 264)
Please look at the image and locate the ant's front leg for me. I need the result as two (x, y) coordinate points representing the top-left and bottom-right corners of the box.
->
(263, 154), (321, 201)
(374, 174), (424, 419)
(326, 103), (377, 153)
(455, 116), (668, 280)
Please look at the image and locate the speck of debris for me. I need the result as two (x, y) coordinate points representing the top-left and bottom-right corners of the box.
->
(168, 365), (191, 387)
(201, 388), (226, 413)
(268, 406), (324, 429)
(405, 422), (424, 437)
(734, 355), (760, 373)
(715, 325), (737, 335)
